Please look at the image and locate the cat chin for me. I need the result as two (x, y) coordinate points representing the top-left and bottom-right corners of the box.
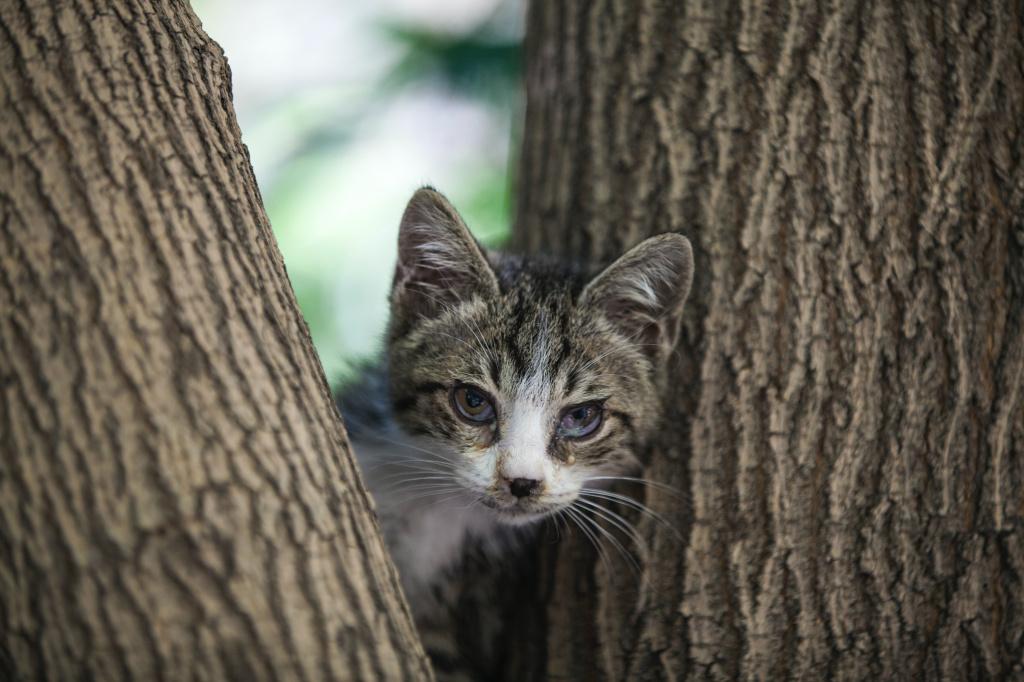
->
(478, 496), (562, 526)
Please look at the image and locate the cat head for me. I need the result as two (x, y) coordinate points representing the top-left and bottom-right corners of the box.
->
(386, 187), (692, 524)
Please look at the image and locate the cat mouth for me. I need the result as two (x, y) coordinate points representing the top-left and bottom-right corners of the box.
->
(479, 495), (559, 524)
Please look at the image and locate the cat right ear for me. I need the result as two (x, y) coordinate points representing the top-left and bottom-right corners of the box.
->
(579, 233), (694, 360)
(390, 187), (499, 328)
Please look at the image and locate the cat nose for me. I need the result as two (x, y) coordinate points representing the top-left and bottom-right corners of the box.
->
(508, 477), (541, 499)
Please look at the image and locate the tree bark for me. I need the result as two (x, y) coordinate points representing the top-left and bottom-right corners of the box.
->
(512, 0), (1024, 679)
(0, 1), (431, 680)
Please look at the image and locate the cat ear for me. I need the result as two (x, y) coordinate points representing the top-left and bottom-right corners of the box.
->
(390, 187), (499, 327)
(579, 233), (694, 359)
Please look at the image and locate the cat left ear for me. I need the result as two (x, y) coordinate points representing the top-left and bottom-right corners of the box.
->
(579, 233), (694, 360)
(390, 187), (499, 328)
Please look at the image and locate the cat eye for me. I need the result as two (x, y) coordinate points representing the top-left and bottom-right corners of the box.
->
(450, 384), (496, 424)
(557, 403), (603, 439)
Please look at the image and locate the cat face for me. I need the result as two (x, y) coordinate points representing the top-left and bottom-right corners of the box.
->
(386, 188), (692, 524)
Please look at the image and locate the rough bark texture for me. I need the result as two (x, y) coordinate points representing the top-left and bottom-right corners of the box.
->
(0, 0), (431, 679)
(513, 1), (1024, 679)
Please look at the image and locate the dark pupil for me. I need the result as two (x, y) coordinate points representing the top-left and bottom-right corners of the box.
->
(465, 390), (483, 408)
(571, 407), (590, 422)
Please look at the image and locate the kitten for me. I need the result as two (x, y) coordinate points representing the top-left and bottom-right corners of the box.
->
(336, 187), (692, 671)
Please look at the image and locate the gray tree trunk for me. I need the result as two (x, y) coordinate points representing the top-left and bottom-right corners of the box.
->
(0, 0), (431, 679)
(511, 1), (1024, 679)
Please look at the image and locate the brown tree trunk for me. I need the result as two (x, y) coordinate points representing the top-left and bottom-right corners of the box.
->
(0, 0), (431, 679)
(512, 0), (1024, 679)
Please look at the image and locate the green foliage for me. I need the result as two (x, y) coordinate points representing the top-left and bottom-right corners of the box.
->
(258, 5), (520, 385)
(382, 22), (521, 109)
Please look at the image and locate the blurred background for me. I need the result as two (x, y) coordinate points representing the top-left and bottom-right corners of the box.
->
(193, 0), (524, 385)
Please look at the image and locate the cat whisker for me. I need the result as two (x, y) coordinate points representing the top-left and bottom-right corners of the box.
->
(362, 458), (454, 475)
(364, 458), (456, 475)
(356, 431), (463, 466)
(570, 502), (641, 576)
(579, 488), (683, 542)
(434, 329), (494, 370)
(547, 509), (566, 543)
(422, 490), (476, 511)
(573, 498), (644, 574)
(583, 476), (686, 499)
(454, 495), (483, 512)
(363, 464), (460, 485)
(372, 477), (460, 493)
(389, 477), (458, 489)
(366, 464), (460, 482)
(383, 481), (462, 496)
(573, 341), (672, 376)
(396, 486), (468, 507)
(458, 316), (496, 369)
(360, 446), (456, 462)
(374, 469), (456, 481)
(354, 430), (462, 462)
(573, 345), (630, 377)
(562, 505), (612, 573)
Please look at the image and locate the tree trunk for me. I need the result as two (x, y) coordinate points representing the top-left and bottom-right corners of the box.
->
(0, 1), (431, 679)
(512, 0), (1024, 679)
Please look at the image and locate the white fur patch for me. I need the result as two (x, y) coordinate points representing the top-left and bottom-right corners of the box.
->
(409, 223), (466, 273)
(499, 398), (550, 483)
(614, 250), (680, 310)
(498, 322), (551, 483)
